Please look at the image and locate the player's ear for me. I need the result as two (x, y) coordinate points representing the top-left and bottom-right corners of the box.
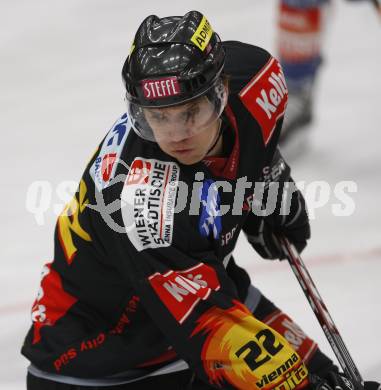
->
(222, 73), (230, 94)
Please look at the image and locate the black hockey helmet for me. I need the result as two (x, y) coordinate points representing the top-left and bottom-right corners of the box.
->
(122, 11), (227, 142)
(122, 10), (225, 107)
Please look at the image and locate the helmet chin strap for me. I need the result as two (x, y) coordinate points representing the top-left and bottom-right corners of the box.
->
(206, 119), (223, 156)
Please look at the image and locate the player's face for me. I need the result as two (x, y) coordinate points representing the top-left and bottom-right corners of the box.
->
(144, 97), (223, 165)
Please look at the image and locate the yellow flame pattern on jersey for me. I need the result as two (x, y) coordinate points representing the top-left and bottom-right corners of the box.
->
(191, 301), (309, 390)
(57, 179), (91, 264)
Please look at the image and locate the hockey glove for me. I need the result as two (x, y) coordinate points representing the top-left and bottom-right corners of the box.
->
(246, 188), (310, 260)
(310, 369), (381, 390)
(244, 148), (310, 260)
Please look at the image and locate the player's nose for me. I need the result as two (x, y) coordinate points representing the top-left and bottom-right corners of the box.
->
(169, 127), (193, 143)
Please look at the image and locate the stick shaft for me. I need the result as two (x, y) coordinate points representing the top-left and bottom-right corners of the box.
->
(279, 237), (364, 389)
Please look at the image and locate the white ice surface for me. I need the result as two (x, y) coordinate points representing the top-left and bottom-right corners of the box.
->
(0, 1), (380, 389)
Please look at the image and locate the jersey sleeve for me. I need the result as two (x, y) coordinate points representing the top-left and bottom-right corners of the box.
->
(241, 146), (311, 259)
(223, 41), (288, 150)
(236, 48), (310, 258)
(223, 43), (309, 255)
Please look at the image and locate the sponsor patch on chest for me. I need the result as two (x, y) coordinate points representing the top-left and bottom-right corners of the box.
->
(239, 57), (288, 145)
(122, 158), (180, 251)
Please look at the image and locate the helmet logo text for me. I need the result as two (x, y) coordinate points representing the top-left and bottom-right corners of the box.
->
(191, 16), (213, 51)
(141, 77), (180, 100)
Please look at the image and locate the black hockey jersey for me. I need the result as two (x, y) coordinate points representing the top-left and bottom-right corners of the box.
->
(22, 41), (309, 390)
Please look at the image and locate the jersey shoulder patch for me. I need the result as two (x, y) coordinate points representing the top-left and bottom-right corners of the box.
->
(238, 57), (288, 145)
(90, 113), (131, 191)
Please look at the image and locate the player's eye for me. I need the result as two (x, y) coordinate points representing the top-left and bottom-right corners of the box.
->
(182, 106), (200, 123)
(148, 111), (167, 123)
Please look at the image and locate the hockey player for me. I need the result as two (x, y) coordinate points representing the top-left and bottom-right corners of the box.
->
(277, 0), (378, 145)
(277, 0), (328, 143)
(22, 11), (380, 390)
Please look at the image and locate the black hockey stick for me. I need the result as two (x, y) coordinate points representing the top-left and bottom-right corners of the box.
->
(278, 236), (364, 390)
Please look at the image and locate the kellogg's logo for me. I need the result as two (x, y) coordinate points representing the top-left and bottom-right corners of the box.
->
(239, 57), (288, 145)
